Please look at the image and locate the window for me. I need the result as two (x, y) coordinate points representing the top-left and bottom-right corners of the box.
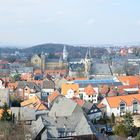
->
(133, 100), (138, 113)
(120, 102), (125, 114)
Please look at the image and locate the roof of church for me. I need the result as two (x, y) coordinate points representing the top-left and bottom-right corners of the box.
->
(91, 63), (112, 75)
(47, 59), (60, 63)
(69, 63), (85, 71)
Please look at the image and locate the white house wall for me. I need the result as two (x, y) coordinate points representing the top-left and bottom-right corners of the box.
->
(101, 98), (140, 117)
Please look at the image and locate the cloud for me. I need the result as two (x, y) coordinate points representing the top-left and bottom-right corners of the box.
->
(85, 19), (95, 25)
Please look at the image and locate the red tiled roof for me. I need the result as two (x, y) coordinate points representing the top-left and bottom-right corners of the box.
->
(21, 96), (47, 111)
(99, 85), (110, 95)
(84, 84), (96, 95)
(97, 103), (106, 109)
(62, 83), (79, 95)
(48, 90), (60, 103)
(106, 94), (140, 108)
(118, 76), (140, 85)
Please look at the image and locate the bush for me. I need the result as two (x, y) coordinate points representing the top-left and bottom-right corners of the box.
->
(1, 103), (12, 121)
(0, 122), (25, 140)
(123, 112), (134, 136)
(135, 131), (140, 140)
(114, 124), (128, 137)
(111, 113), (115, 124)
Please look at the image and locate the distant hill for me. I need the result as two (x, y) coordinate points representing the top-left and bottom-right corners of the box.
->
(22, 43), (70, 53)
(21, 43), (90, 58)
(0, 43), (109, 59)
(0, 47), (19, 54)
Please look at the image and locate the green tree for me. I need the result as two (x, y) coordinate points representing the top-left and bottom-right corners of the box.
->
(114, 124), (128, 137)
(114, 112), (134, 137)
(0, 121), (25, 140)
(12, 74), (21, 82)
(135, 131), (140, 140)
(123, 112), (134, 135)
(111, 113), (115, 124)
(7, 55), (17, 63)
(1, 103), (11, 121)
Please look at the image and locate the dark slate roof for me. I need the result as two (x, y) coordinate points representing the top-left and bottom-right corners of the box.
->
(111, 65), (126, 75)
(30, 116), (45, 139)
(69, 63), (85, 71)
(42, 79), (55, 89)
(10, 67), (33, 74)
(11, 107), (36, 121)
(86, 104), (102, 115)
(82, 102), (93, 113)
(41, 111), (94, 139)
(17, 81), (41, 92)
(29, 97), (95, 139)
(47, 59), (59, 62)
(91, 63), (112, 75)
(34, 74), (43, 80)
(76, 82), (122, 88)
(69, 58), (82, 62)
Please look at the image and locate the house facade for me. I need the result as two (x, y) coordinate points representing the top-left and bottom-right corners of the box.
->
(100, 94), (140, 116)
(61, 82), (79, 98)
(83, 85), (98, 103)
(16, 81), (41, 100)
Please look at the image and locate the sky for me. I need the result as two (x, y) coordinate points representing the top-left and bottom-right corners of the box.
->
(0, 0), (140, 47)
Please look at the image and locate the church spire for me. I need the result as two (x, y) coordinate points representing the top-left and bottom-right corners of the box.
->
(85, 47), (91, 59)
(63, 45), (68, 61)
(84, 47), (92, 77)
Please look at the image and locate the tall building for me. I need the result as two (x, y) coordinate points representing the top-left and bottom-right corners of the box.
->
(31, 48), (68, 71)
(84, 47), (92, 76)
(63, 45), (68, 61)
(41, 52), (45, 72)
(68, 47), (93, 78)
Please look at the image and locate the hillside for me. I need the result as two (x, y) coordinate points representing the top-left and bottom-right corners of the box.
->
(21, 43), (108, 58)
(0, 43), (108, 59)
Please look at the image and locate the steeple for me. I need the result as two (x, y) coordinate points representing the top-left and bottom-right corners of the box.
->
(85, 47), (91, 59)
(84, 47), (92, 77)
(41, 52), (45, 72)
(63, 45), (68, 61)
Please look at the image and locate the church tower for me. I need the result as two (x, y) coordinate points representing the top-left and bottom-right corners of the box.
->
(41, 52), (45, 72)
(63, 45), (68, 61)
(59, 55), (63, 67)
(84, 47), (92, 77)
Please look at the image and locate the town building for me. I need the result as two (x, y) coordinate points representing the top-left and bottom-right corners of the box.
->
(69, 48), (93, 78)
(99, 94), (140, 116)
(31, 46), (68, 71)
(28, 97), (95, 139)
(83, 85), (98, 103)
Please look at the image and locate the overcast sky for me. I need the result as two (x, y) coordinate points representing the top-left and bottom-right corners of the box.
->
(0, 0), (140, 46)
